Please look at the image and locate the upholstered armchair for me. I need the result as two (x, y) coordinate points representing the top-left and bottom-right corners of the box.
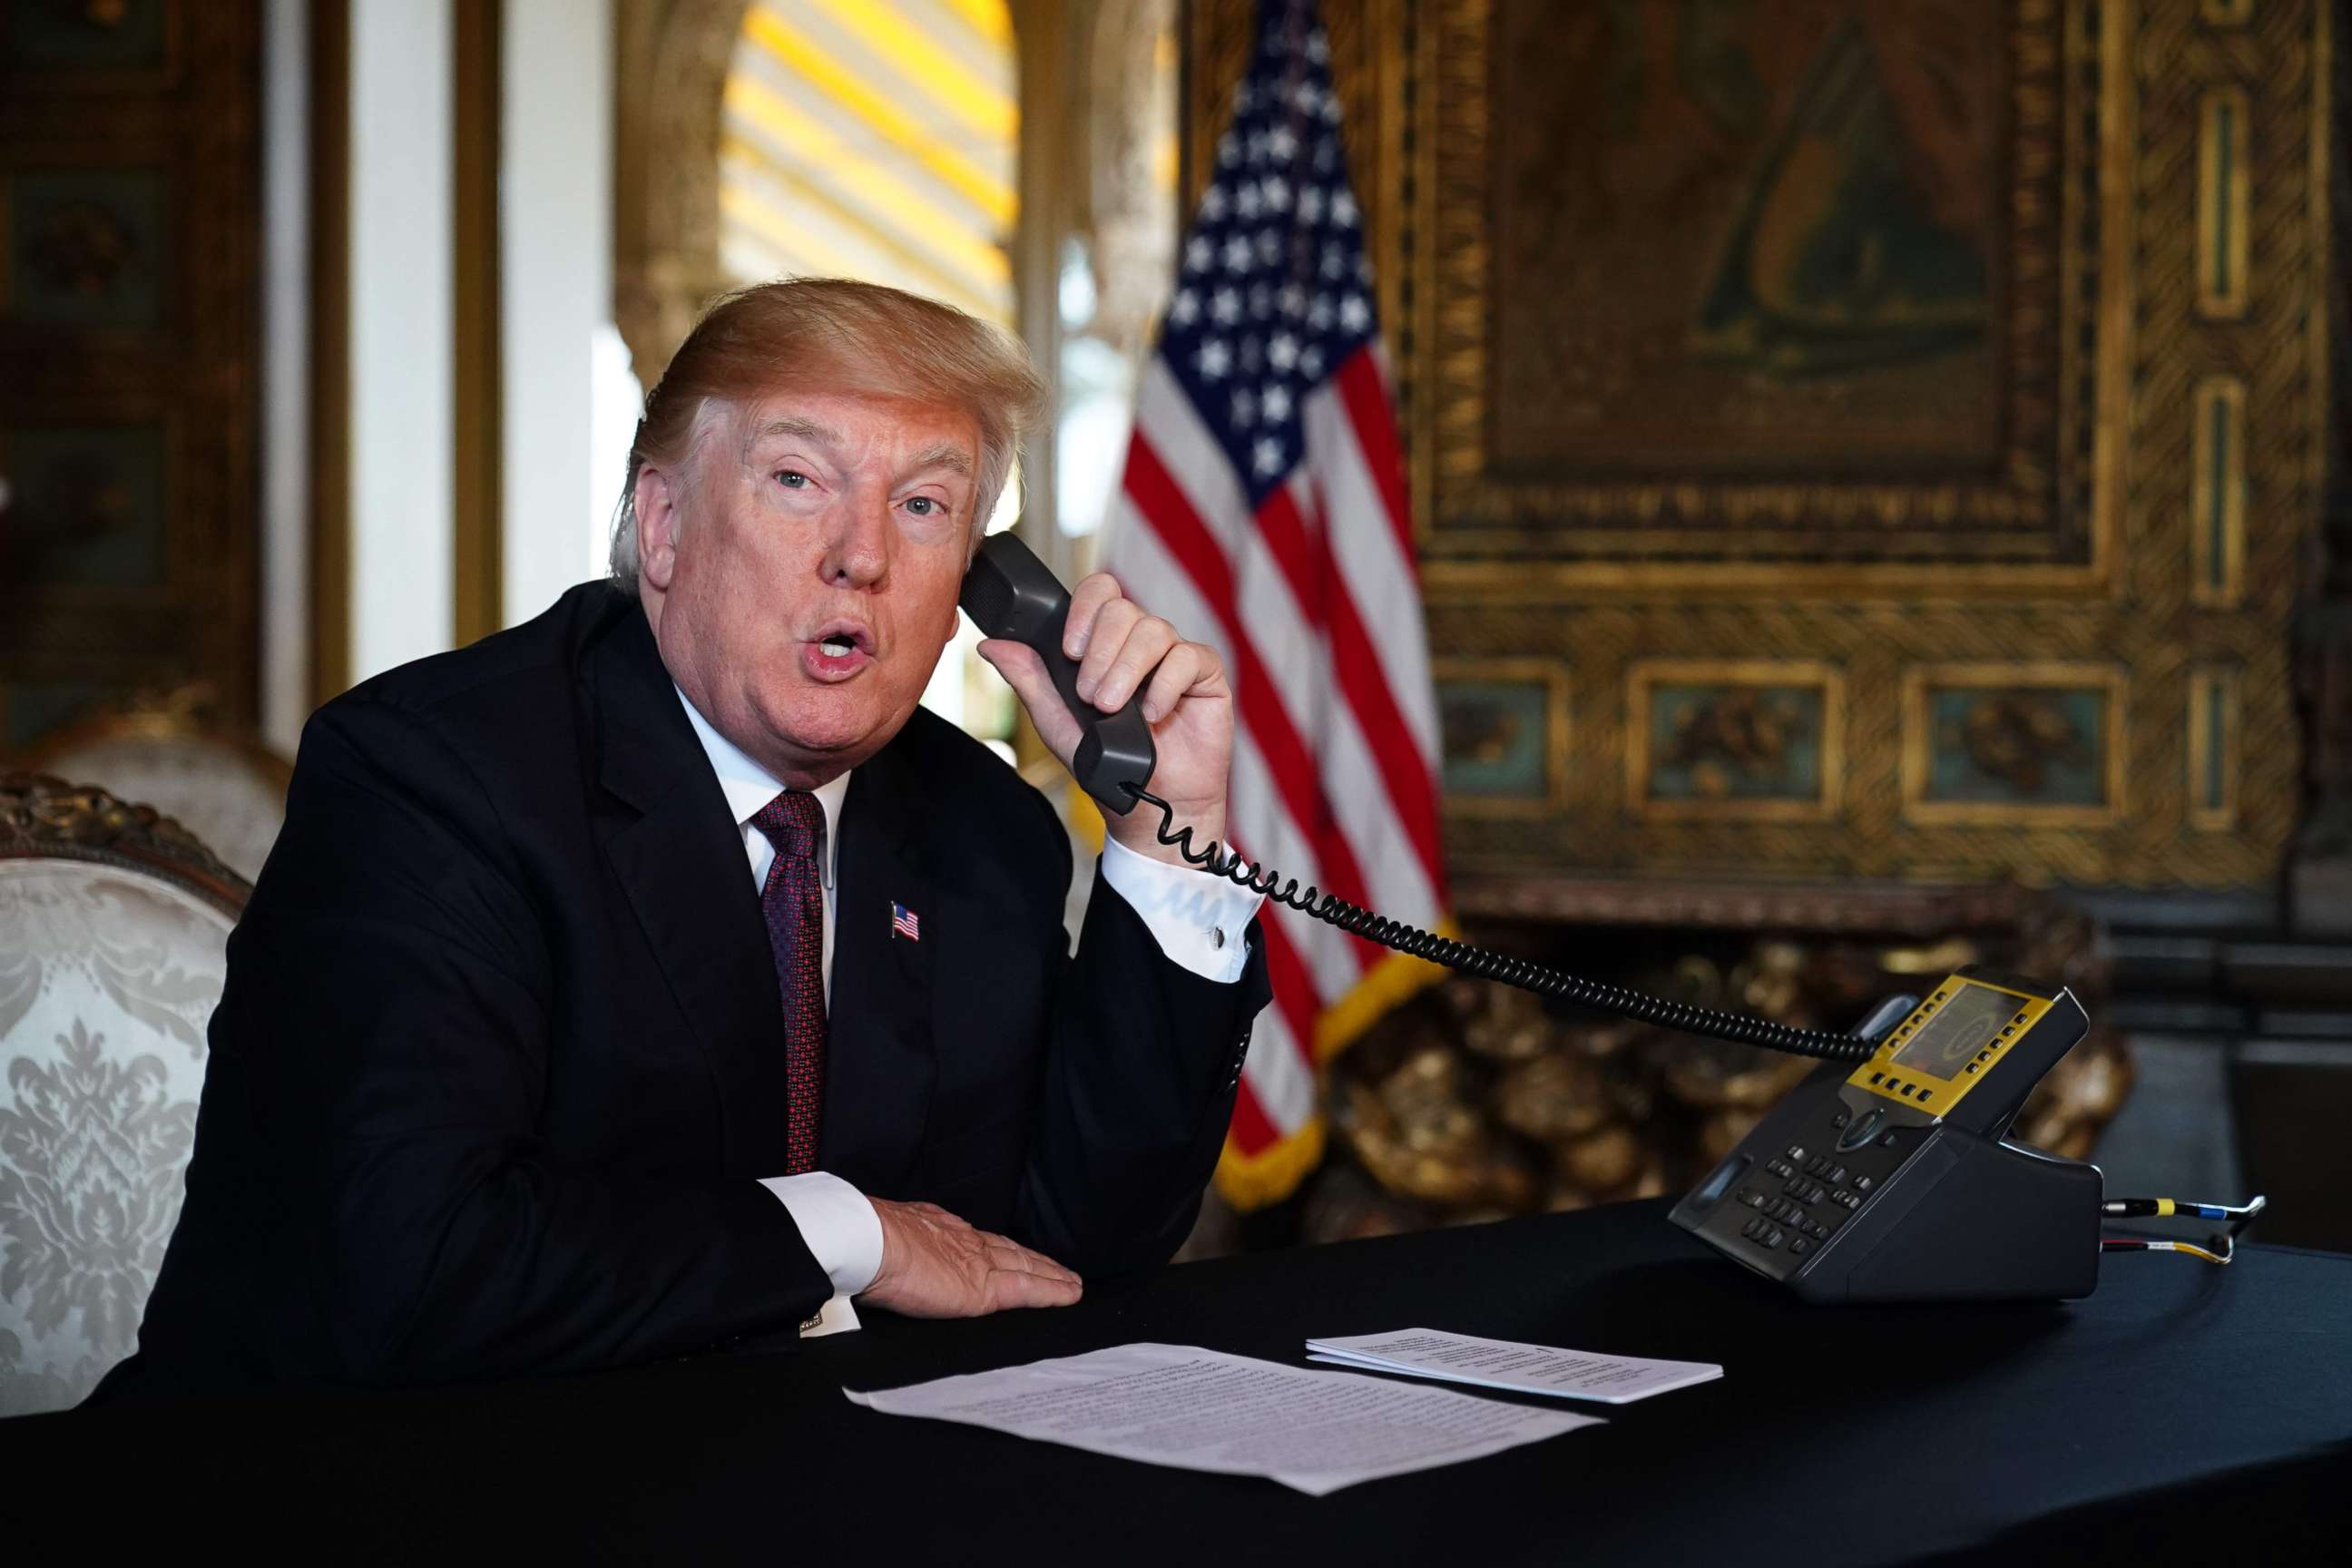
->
(27, 686), (292, 883)
(0, 774), (250, 1416)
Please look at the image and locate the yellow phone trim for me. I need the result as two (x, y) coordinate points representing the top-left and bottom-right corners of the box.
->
(1844, 975), (2058, 1115)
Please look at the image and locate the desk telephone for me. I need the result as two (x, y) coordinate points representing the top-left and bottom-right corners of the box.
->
(960, 533), (2263, 1302)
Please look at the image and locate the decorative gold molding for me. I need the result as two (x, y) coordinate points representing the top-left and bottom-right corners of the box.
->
(1396, 0), (2118, 597)
(2198, 85), (2253, 318)
(1899, 663), (2128, 829)
(309, 0), (351, 705)
(1431, 657), (1570, 819)
(2313, 0), (2334, 514)
(2190, 376), (2247, 607)
(2202, 0), (2255, 29)
(1624, 660), (1845, 824)
(0, 771), (253, 916)
(612, 0), (754, 386)
(452, 0), (504, 646)
(2187, 665), (2241, 830)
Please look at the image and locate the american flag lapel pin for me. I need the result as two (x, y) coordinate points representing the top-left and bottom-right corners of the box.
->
(890, 900), (921, 942)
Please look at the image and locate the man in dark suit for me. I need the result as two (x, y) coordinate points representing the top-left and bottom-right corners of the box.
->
(97, 280), (1269, 1399)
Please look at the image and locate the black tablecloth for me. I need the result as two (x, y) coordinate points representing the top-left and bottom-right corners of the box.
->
(7, 1199), (2347, 1563)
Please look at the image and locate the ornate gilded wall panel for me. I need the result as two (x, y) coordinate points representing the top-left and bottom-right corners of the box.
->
(1899, 663), (2128, 828)
(1187, 0), (2327, 890)
(1433, 657), (1570, 817)
(1626, 660), (1844, 822)
(2187, 662), (2241, 830)
(1441, 0), (2097, 576)
(0, 0), (260, 757)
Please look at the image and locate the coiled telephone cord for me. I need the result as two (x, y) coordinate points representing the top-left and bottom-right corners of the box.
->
(1125, 786), (1875, 1063)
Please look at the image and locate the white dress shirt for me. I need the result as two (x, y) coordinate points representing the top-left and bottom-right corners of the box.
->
(676, 687), (1264, 1298)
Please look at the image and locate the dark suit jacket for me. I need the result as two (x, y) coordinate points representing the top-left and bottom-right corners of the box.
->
(98, 583), (1269, 1400)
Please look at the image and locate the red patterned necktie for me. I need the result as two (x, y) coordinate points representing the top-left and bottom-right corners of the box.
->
(750, 789), (828, 1174)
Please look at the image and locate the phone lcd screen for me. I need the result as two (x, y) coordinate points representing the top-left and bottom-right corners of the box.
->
(1890, 985), (2014, 1081)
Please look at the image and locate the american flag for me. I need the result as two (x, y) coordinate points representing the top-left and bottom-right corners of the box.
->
(891, 901), (920, 942)
(1105, 0), (1447, 1208)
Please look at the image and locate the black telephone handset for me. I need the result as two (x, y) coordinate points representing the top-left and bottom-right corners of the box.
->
(963, 532), (2141, 1302)
(959, 532), (1156, 816)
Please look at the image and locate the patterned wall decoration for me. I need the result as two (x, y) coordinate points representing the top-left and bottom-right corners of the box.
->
(0, 0), (258, 757)
(2, 0), (176, 75)
(2190, 375), (2248, 607)
(1188, 0), (2329, 892)
(1628, 661), (1843, 822)
(2187, 662), (2241, 831)
(1419, 0), (2099, 579)
(4, 169), (167, 328)
(2198, 83), (2253, 318)
(1433, 658), (1568, 816)
(1901, 663), (2126, 828)
(0, 422), (171, 587)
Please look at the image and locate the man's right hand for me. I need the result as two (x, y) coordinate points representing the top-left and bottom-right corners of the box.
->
(859, 1199), (1083, 1317)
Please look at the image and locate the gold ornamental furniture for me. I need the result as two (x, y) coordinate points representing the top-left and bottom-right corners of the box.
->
(26, 685), (292, 883)
(1304, 876), (2128, 1243)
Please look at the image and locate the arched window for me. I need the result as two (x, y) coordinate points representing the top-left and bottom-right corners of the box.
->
(719, 0), (1016, 325)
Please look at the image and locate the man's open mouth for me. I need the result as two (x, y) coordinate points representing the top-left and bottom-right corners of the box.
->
(810, 622), (875, 657)
(803, 622), (877, 680)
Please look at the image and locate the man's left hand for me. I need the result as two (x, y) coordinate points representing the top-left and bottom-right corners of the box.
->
(976, 572), (1231, 865)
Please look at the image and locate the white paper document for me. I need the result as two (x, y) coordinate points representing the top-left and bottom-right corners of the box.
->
(1305, 1328), (1722, 1405)
(844, 1342), (1602, 1495)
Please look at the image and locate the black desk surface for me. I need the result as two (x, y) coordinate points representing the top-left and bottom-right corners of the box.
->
(8, 1199), (2348, 1563)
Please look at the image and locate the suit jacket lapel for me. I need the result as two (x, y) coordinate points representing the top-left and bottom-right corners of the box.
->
(587, 606), (790, 1179)
(823, 740), (937, 1197)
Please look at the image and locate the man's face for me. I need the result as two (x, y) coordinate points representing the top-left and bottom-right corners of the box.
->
(638, 388), (979, 788)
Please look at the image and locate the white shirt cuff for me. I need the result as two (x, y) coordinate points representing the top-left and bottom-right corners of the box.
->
(1098, 836), (1264, 984)
(758, 1171), (885, 1296)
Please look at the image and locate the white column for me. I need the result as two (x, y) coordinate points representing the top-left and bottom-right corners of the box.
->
(348, 0), (456, 681)
(502, 0), (636, 627)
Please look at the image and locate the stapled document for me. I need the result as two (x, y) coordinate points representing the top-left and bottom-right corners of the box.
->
(1306, 1328), (1722, 1405)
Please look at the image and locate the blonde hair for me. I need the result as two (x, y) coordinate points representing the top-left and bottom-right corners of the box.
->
(611, 278), (1049, 592)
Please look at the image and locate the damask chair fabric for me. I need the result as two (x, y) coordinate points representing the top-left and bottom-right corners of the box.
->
(0, 779), (244, 1416)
